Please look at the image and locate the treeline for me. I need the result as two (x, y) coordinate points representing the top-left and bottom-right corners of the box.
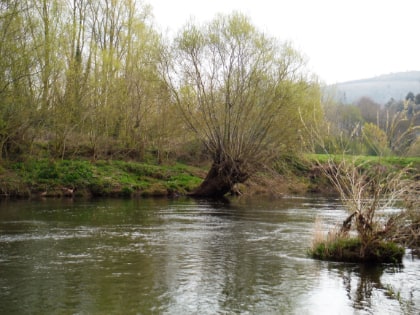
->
(1, 0), (182, 162)
(1, 0), (322, 167)
(2, 0), (416, 171)
(321, 93), (420, 156)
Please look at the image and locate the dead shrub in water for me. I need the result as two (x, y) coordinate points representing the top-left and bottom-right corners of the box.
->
(300, 114), (418, 261)
(309, 157), (409, 262)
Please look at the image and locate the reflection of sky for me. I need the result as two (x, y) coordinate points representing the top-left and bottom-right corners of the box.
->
(153, 199), (343, 313)
(302, 271), (353, 315)
(300, 262), (420, 315)
(154, 199), (420, 314)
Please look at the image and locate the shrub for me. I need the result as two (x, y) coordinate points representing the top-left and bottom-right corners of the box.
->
(307, 154), (412, 263)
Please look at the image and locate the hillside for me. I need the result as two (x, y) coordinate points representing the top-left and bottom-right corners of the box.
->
(328, 71), (420, 105)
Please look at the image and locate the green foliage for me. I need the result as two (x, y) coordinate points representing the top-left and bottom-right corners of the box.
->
(168, 13), (321, 182)
(407, 138), (420, 156)
(0, 0), (179, 162)
(320, 84), (420, 156)
(1, 0), (418, 167)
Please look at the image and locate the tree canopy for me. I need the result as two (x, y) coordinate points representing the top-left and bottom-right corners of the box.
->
(0, 0), (177, 161)
(163, 13), (321, 197)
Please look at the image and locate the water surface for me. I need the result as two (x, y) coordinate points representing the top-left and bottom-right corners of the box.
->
(0, 197), (418, 314)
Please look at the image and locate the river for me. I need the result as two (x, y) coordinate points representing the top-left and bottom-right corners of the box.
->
(0, 197), (418, 314)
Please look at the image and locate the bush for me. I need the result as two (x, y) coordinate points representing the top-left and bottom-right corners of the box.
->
(307, 153), (413, 263)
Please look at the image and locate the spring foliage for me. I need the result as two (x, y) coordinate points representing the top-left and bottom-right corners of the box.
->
(163, 13), (321, 196)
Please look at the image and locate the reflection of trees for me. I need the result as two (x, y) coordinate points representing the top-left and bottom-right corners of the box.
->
(0, 198), (183, 314)
(156, 199), (315, 314)
(337, 264), (416, 314)
(157, 201), (260, 313)
(340, 264), (384, 309)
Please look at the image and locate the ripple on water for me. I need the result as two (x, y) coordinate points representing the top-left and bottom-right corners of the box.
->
(0, 226), (101, 243)
(0, 198), (419, 315)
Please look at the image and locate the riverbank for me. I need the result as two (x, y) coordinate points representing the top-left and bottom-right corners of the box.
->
(0, 159), (205, 198)
(0, 155), (418, 199)
(0, 158), (297, 198)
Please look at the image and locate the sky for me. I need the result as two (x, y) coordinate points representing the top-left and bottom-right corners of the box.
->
(150, 0), (420, 84)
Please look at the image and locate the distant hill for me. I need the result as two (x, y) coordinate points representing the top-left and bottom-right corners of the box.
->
(328, 71), (420, 105)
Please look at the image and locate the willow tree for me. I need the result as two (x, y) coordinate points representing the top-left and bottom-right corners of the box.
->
(163, 13), (320, 197)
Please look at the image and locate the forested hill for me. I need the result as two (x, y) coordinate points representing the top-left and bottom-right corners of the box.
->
(329, 71), (420, 105)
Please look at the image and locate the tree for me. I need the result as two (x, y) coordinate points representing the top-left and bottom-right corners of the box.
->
(0, 0), (38, 159)
(51, 0), (91, 158)
(415, 93), (420, 105)
(0, 0), (178, 161)
(356, 97), (380, 125)
(164, 13), (320, 197)
(77, 0), (167, 160)
(336, 105), (363, 136)
(405, 91), (415, 102)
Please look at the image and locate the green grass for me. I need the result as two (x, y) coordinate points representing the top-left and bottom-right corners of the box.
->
(305, 154), (420, 183)
(7, 159), (204, 198)
(306, 154), (420, 168)
(1, 154), (418, 198)
(309, 236), (405, 263)
(13, 159), (93, 187)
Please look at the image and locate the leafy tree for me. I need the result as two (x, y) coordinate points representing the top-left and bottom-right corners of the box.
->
(71, 0), (169, 161)
(0, 0), (175, 162)
(164, 13), (321, 197)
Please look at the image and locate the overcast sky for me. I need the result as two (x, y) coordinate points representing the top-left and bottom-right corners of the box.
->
(151, 0), (419, 84)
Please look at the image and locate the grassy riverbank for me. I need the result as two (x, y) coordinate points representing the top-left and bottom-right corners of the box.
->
(0, 155), (418, 199)
(0, 159), (205, 198)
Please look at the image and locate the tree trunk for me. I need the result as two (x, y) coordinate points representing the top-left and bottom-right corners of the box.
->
(189, 159), (249, 198)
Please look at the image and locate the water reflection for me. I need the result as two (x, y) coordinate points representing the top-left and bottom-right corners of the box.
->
(304, 261), (420, 315)
(340, 264), (390, 310)
(0, 197), (418, 314)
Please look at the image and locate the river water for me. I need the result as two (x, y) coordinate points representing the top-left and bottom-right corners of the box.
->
(0, 197), (418, 314)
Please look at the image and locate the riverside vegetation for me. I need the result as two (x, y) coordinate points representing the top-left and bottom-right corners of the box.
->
(0, 155), (417, 199)
(1, 1), (419, 263)
(0, 153), (419, 263)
